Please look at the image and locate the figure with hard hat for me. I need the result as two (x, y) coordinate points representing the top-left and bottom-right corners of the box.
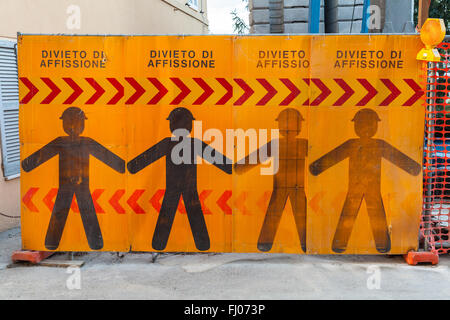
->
(234, 108), (308, 253)
(127, 107), (232, 251)
(309, 108), (421, 253)
(21, 107), (125, 250)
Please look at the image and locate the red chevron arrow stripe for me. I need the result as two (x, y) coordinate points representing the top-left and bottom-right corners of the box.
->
(256, 79), (278, 105)
(217, 190), (232, 215)
(125, 77), (145, 104)
(357, 79), (378, 106)
(310, 78), (331, 106)
(178, 197), (187, 214)
(22, 187), (39, 212)
(63, 78), (83, 104)
(43, 188), (79, 212)
(199, 190), (213, 215)
(41, 77), (61, 104)
(107, 78), (124, 105)
(148, 78), (168, 104)
(216, 78), (233, 105)
(256, 191), (272, 213)
(333, 79), (355, 106)
(85, 78), (105, 104)
(280, 78), (300, 106)
(19, 77), (39, 104)
(170, 78), (191, 105)
(127, 189), (146, 214)
(193, 78), (214, 105)
(109, 189), (126, 214)
(235, 192), (250, 215)
(403, 79), (424, 106)
(150, 189), (165, 212)
(234, 79), (254, 105)
(303, 78), (311, 106)
(379, 79), (401, 106)
(92, 189), (105, 214)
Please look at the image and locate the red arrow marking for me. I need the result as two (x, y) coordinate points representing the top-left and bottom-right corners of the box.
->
(234, 79), (254, 105)
(357, 79), (378, 106)
(170, 78), (191, 105)
(256, 191), (272, 213)
(150, 189), (165, 213)
(148, 78), (168, 104)
(22, 187), (39, 212)
(217, 190), (232, 215)
(43, 188), (58, 212)
(92, 189), (105, 214)
(127, 189), (146, 214)
(256, 79), (277, 105)
(85, 78), (105, 104)
(310, 78), (331, 106)
(303, 78), (311, 106)
(109, 189), (126, 214)
(333, 79), (355, 106)
(41, 77), (61, 104)
(107, 78), (124, 105)
(199, 190), (213, 215)
(280, 78), (300, 106)
(235, 192), (250, 215)
(403, 79), (424, 106)
(42, 188), (79, 212)
(379, 79), (401, 106)
(19, 77), (39, 104)
(63, 78), (83, 104)
(216, 78), (233, 105)
(193, 78), (214, 105)
(125, 77), (145, 104)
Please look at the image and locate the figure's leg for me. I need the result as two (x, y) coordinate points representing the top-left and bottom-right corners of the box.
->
(365, 192), (391, 253)
(183, 189), (210, 251)
(152, 189), (181, 250)
(257, 189), (289, 252)
(332, 192), (364, 253)
(289, 188), (307, 253)
(75, 187), (103, 250)
(45, 187), (74, 250)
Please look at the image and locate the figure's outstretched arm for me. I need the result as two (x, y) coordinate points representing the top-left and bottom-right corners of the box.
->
(88, 138), (125, 173)
(381, 140), (421, 176)
(21, 138), (60, 172)
(233, 141), (274, 175)
(127, 138), (170, 174)
(309, 140), (353, 176)
(200, 140), (233, 174)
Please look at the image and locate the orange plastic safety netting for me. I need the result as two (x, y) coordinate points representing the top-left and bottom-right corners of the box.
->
(421, 40), (450, 254)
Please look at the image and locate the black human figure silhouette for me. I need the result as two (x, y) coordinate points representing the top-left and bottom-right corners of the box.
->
(309, 108), (421, 253)
(234, 108), (308, 253)
(21, 107), (125, 250)
(127, 107), (232, 251)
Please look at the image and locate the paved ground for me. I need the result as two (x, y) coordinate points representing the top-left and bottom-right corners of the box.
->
(0, 227), (449, 300)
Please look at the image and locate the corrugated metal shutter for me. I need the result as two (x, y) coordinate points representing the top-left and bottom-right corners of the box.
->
(0, 40), (20, 179)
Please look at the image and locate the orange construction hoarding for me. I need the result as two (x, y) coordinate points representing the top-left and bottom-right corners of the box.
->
(18, 34), (425, 254)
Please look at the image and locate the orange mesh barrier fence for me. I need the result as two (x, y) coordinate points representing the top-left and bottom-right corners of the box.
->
(422, 40), (450, 254)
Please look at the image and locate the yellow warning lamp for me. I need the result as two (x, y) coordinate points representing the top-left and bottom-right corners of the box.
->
(417, 18), (446, 62)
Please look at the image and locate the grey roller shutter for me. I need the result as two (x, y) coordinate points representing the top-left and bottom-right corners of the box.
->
(0, 40), (20, 179)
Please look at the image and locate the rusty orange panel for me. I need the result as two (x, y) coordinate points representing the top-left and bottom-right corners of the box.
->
(18, 34), (424, 254)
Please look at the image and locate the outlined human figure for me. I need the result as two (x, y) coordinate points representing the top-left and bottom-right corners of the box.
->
(234, 108), (308, 253)
(21, 107), (125, 250)
(127, 107), (232, 251)
(309, 108), (421, 253)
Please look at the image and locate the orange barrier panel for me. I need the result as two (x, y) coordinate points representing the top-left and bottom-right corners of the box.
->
(18, 34), (425, 254)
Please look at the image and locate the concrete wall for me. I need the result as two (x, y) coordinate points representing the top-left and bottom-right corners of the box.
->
(0, 0), (209, 39)
(0, 146), (20, 233)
